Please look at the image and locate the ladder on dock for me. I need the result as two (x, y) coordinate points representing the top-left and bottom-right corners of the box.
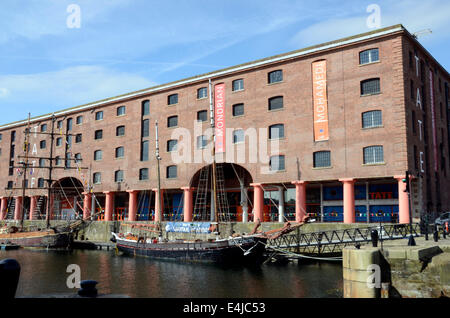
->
(5, 198), (15, 220)
(193, 165), (210, 221)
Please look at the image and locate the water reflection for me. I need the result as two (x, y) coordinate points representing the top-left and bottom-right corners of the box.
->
(1, 249), (342, 298)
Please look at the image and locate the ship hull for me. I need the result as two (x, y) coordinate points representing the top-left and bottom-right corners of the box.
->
(113, 235), (267, 265)
(0, 231), (72, 248)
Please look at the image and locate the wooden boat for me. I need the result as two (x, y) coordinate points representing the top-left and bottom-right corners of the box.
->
(0, 226), (72, 249)
(111, 232), (267, 265)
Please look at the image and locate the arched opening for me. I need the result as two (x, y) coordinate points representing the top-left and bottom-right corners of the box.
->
(190, 163), (253, 222)
(51, 177), (85, 220)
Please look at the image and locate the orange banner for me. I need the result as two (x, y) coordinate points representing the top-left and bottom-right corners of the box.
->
(312, 60), (329, 141)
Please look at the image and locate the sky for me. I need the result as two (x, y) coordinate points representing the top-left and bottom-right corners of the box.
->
(1, 0), (450, 125)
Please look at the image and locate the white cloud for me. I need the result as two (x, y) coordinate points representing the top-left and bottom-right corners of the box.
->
(0, 88), (9, 98)
(0, 65), (154, 108)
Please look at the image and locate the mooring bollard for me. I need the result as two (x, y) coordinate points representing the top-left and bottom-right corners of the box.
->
(78, 280), (98, 297)
(0, 259), (21, 298)
(433, 230), (439, 242)
(371, 229), (379, 247)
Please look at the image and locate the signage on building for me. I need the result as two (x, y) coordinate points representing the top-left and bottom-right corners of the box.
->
(429, 69), (438, 172)
(312, 60), (329, 142)
(214, 83), (226, 153)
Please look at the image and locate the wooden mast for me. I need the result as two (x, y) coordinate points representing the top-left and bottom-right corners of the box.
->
(209, 79), (218, 227)
(155, 120), (162, 231)
(20, 113), (31, 229)
(46, 115), (56, 229)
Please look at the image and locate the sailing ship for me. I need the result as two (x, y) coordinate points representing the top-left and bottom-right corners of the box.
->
(0, 114), (86, 248)
(111, 80), (268, 265)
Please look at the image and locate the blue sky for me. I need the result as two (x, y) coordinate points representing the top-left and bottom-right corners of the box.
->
(1, 0), (450, 125)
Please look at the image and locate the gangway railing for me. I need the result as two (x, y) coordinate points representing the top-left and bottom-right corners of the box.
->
(266, 223), (421, 255)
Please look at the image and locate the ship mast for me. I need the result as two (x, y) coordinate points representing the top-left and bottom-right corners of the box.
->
(155, 120), (162, 229)
(209, 79), (218, 227)
(45, 115), (56, 229)
(20, 113), (31, 229)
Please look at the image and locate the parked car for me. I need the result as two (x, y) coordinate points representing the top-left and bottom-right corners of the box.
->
(434, 212), (450, 227)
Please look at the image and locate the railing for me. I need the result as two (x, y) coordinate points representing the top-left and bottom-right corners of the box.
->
(267, 223), (421, 255)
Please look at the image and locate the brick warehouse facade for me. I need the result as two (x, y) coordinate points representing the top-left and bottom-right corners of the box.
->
(0, 24), (449, 224)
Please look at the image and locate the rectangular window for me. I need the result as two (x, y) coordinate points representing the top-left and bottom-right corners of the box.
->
(167, 166), (177, 179)
(270, 155), (285, 171)
(41, 124), (47, 132)
(167, 140), (177, 152)
(40, 140), (46, 149)
(269, 124), (284, 139)
(94, 150), (102, 161)
(93, 172), (101, 184)
(142, 100), (150, 116)
(115, 147), (124, 158)
(76, 116), (83, 125)
(139, 168), (149, 180)
(75, 134), (82, 143)
(232, 104), (244, 117)
(115, 170), (124, 183)
(197, 136), (207, 149)
(361, 78), (380, 95)
(233, 129), (244, 144)
(95, 111), (103, 120)
(57, 121), (63, 129)
(363, 146), (384, 164)
(197, 87), (207, 99)
(168, 94), (178, 105)
(359, 48), (379, 65)
(117, 106), (126, 116)
(362, 110), (382, 128)
(268, 70), (283, 84)
(197, 110), (207, 122)
(142, 119), (149, 137)
(269, 96), (283, 111)
(168, 116), (178, 128)
(314, 151), (331, 168)
(232, 79), (244, 91)
(94, 130), (103, 140)
(116, 126), (125, 137)
(67, 118), (73, 131)
(141, 140), (149, 161)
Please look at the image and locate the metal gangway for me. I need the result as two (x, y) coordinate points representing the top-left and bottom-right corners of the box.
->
(265, 223), (421, 260)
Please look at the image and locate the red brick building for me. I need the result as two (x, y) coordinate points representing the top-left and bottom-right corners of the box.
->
(0, 24), (449, 224)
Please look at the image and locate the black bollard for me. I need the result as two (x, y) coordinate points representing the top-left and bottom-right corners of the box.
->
(0, 259), (21, 298)
(78, 280), (98, 297)
(433, 230), (439, 242)
(371, 229), (379, 247)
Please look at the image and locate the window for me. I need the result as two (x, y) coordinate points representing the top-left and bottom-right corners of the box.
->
(197, 136), (207, 149)
(0, 134), (2, 141)
(41, 124), (47, 132)
(233, 129), (244, 144)
(359, 48), (379, 65)
(7, 180), (14, 189)
(39, 159), (45, 167)
(142, 100), (150, 116)
(94, 150), (102, 161)
(268, 70), (283, 84)
(412, 111), (416, 134)
(167, 140), (178, 152)
(142, 119), (149, 137)
(363, 146), (384, 164)
(94, 130), (103, 140)
(232, 103), (244, 117)
(67, 118), (73, 131)
(139, 168), (149, 181)
(168, 115), (178, 128)
(116, 125), (125, 137)
(75, 133), (82, 143)
(93, 172), (101, 184)
(197, 110), (207, 122)
(40, 140), (46, 149)
(197, 87), (207, 99)
(65, 157), (71, 168)
(55, 156), (62, 166)
(115, 146), (124, 158)
(117, 106), (126, 116)
(314, 151), (331, 168)
(95, 111), (103, 120)
(38, 178), (45, 188)
(76, 116), (83, 125)
(361, 78), (380, 95)
(362, 111), (382, 128)
(168, 94), (178, 105)
(270, 155), (285, 171)
(141, 140), (149, 161)
(74, 153), (82, 164)
(269, 124), (285, 139)
(167, 165), (177, 179)
(57, 121), (63, 129)
(232, 79), (244, 91)
(269, 96), (283, 111)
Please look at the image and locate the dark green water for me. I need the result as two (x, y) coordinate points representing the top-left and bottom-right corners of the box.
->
(1, 249), (343, 298)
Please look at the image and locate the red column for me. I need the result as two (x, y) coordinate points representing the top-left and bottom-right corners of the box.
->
(0, 197), (7, 220)
(251, 183), (264, 223)
(82, 192), (92, 220)
(181, 187), (194, 222)
(340, 178), (356, 224)
(103, 191), (114, 221)
(14, 196), (23, 221)
(127, 190), (139, 221)
(29, 196), (38, 220)
(395, 175), (410, 224)
(152, 189), (164, 222)
(292, 181), (307, 223)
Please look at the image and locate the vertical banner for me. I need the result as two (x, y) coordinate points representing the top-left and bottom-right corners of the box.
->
(214, 83), (226, 153)
(429, 69), (438, 172)
(312, 60), (329, 141)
